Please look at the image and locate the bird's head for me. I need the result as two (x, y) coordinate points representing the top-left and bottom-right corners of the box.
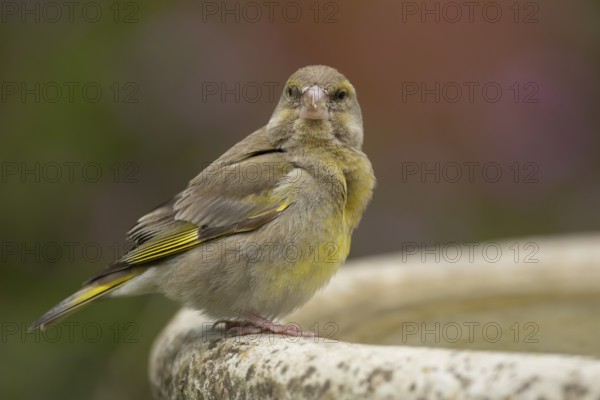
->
(268, 65), (364, 150)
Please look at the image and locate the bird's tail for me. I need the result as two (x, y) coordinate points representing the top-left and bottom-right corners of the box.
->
(28, 271), (136, 331)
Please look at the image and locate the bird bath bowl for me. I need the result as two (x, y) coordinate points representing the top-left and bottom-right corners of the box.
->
(288, 235), (600, 357)
(150, 235), (600, 399)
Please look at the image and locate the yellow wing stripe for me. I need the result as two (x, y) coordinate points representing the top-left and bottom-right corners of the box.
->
(135, 229), (198, 252)
(28, 272), (135, 331)
(124, 230), (198, 259)
(121, 200), (292, 265)
(69, 273), (133, 305)
(123, 229), (200, 264)
(275, 201), (289, 212)
(246, 199), (291, 219)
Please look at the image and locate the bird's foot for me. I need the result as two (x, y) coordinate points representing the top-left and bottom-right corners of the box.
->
(213, 314), (316, 337)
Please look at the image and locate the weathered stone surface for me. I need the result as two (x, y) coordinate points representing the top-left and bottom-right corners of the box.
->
(150, 309), (600, 400)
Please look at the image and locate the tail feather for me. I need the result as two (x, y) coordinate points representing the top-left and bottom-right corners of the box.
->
(28, 272), (135, 331)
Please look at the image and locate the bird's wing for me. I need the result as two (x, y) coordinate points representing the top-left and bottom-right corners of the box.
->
(86, 129), (297, 283)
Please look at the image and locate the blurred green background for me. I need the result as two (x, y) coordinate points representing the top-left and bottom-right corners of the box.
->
(1, 0), (599, 398)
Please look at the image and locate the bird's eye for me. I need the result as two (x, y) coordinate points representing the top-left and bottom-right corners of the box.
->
(335, 90), (347, 101)
(287, 86), (299, 98)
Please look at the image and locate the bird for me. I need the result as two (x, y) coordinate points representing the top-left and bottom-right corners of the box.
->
(29, 65), (375, 336)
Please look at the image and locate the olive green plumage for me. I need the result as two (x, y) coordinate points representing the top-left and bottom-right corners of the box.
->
(30, 65), (375, 334)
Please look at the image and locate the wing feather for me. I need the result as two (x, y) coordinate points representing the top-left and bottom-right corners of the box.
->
(86, 128), (295, 283)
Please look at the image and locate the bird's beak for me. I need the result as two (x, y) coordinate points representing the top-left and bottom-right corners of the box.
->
(299, 85), (329, 120)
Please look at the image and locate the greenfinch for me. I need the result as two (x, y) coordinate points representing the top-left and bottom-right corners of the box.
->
(30, 65), (375, 336)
